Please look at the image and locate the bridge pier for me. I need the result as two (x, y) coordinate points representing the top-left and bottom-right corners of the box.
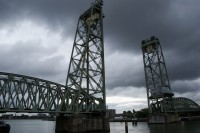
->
(55, 114), (110, 133)
(148, 114), (180, 124)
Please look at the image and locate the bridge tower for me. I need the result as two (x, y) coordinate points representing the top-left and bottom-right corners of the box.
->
(56, 0), (110, 132)
(141, 36), (179, 123)
(66, 0), (106, 113)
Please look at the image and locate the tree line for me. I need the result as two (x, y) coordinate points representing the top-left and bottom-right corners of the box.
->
(122, 108), (148, 118)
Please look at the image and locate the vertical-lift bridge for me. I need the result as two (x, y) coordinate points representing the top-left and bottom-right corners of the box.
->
(141, 36), (200, 123)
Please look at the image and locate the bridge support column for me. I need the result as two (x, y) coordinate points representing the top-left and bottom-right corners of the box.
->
(55, 114), (110, 133)
(148, 114), (180, 124)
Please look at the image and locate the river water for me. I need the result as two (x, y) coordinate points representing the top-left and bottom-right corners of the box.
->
(5, 120), (200, 133)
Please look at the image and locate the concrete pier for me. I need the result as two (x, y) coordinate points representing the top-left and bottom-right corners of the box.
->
(55, 114), (110, 133)
(148, 114), (180, 124)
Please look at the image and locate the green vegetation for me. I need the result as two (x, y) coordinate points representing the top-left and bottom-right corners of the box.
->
(122, 108), (148, 118)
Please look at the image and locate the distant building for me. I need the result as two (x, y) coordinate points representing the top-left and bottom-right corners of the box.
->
(37, 113), (47, 119)
(20, 114), (29, 119)
(107, 109), (116, 118)
(115, 113), (123, 117)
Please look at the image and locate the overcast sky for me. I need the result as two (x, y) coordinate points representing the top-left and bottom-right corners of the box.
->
(1, 0), (200, 113)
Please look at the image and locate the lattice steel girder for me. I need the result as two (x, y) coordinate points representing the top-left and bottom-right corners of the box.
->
(0, 72), (104, 113)
(141, 36), (174, 114)
(66, 0), (106, 112)
(163, 97), (200, 113)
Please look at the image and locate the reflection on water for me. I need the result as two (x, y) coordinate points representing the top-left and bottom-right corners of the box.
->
(4, 120), (200, 133)
(110, 122), (149, 133)
(149, 123), (183, 133)
(6, 120), (55, 133)
(148, 121), (200, 133)
(108, 121), (200, 133)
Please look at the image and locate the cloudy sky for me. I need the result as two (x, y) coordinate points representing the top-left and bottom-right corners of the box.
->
(1, 0), (200, 113)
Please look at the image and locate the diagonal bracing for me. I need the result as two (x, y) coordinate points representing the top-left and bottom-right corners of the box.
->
(66, 0), (106, 112)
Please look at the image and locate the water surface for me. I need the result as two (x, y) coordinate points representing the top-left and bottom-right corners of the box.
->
(5, 120), (200, 133)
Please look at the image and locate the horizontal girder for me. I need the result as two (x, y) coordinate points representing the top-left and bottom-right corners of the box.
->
(0, 72), (104, 113)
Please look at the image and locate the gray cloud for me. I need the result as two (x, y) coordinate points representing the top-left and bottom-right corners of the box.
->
(171, 79), (200, 94)
(105, 52), (145, 89)
(0, 0), (91, 36)
(0, 40), (67, 84)
(105, 0), (200, 94)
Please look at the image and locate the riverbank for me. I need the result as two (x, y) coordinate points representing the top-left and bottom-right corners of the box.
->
(109, 118), (147, 122)
(110, 116), (200, 123)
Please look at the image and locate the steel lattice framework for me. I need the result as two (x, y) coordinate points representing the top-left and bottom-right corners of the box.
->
(66, 0), (106, 111)
(141, 36), (174, 114)
(167, 97), (200, 113)
(0, 72), (104, 113)
(0, 0), (106, 114)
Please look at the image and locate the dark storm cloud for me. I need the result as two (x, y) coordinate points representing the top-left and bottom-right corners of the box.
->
(167, 49), (200, 81)
(0, 40), (67, 84)
(106, 62), (145, 89)
(171, 79), (200, 94)
(105, 52), (145, 89)
(0, 0), (91, 35)
(105, 1), (200, 80)
(1, 0), (200, 97)
(104, 0), (172, 52)
(103, 0), (200, 94)
(104, 0), (200, 53)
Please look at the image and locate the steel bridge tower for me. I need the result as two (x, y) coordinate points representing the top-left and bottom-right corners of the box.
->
(141, 36), (178, 123)
(57, 0), (109, 132)
(66, 0), (105, 113)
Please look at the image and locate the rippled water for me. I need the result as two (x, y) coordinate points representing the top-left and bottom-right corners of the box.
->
(6, 120), (55, 133)
(5, 120), (200, 133)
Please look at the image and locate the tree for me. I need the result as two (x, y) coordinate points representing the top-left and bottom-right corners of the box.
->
(126, 110), (133, 118)
(123, 111), (127, 117)
(136, 108), (148, 118)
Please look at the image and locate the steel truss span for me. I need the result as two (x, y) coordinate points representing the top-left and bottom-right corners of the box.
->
(166, 97), (200, 113)
(0, 72), (104, 113)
